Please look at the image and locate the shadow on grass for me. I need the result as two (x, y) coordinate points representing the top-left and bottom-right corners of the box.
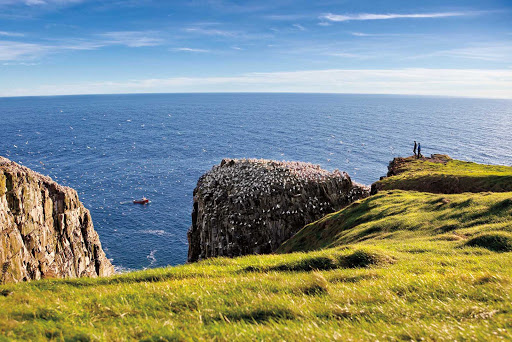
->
(208, 307), (297, 324)
(29, 270), (211, 289)
(243, 250), (395, 273)
(465, 232), (512, 252)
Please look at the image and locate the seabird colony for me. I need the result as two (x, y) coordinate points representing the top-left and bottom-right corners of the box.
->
(188, 158), (370, 262)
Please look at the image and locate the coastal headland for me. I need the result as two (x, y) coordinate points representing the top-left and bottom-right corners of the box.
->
(0, 154), (511, 340)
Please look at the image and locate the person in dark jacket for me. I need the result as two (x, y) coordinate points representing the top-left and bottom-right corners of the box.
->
(417, 143), (421, 158)
(413, 141), (417, 157)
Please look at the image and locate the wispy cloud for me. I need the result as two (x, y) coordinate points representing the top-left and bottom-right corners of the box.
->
(292, 24), (306, 31)
(323, 52), (369, 58)
(263, 14), (308, 21)
(0, 31), (24, 37)
(2, 68), (511, 99)
(172, 47), (211, 53)
(184, 27), (236, 37)
(0, 40), (47, 60)
(321, 11), (481, 22)
(2, 61), (38, 65)
(0, 0), (83, 6)
(440, 47), (512, 61)
(184, 27), (271, 40)
(351, 32), (414, 37)
(98, 31), (163, 47)
(0, 31), (164, 62)
(411, 43), (512, 62)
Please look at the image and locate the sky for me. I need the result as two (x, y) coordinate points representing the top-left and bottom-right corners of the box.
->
(0, 0), (511, 98)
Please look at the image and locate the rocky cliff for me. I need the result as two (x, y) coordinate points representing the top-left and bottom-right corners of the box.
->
(188, 158), (370, 262)
(0, 156), (114, 284)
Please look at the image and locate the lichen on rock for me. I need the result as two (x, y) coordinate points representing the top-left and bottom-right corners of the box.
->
(188, 158), (370, 262)
(0, 156), (114, 284)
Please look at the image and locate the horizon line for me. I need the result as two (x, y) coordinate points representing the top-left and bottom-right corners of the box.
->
(1, 91), (511, 101)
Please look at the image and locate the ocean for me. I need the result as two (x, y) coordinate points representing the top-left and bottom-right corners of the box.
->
(1, 93), (511, 270)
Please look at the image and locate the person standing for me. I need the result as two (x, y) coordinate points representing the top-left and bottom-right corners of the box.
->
(413, 141), (417, 157)
(417, 143), (421, 159)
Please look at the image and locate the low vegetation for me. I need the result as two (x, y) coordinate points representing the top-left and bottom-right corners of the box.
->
(278, 190), (512, 253)
(1, 157), (511, 341)
(1, 240), (511, 341)
(373, 155), (512, 193)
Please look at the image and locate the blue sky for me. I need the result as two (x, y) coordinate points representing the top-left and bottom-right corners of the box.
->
(0, 0), (511, 97)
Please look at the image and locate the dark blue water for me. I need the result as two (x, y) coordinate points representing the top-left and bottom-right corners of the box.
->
(1, 93), (511, 270)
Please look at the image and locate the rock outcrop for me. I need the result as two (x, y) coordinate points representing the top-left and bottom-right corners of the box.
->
(0, 156), (114, 284)
(188, 159), (370, 262)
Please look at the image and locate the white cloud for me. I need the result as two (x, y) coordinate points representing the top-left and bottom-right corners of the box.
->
(321, 11), (480, 22)
(184, 27), (237, 37)
(292, 24), (306, 31)
(2, 68), (511, 99)
(173, 47), (211, 53)
(2, 61), (38, 65)
(98, 31), (163, 47)
(0, 40), (47, 60)
(184, 27), (272, 40)
(264, 14), (308, 21)
(324, 52), (368, 58)
(441, 46), (512, 61)
(411, 44), (512, 62)
(0, 31), (24, 37)
(0, 0), (83, 6)
(0, 31), (164, 62)
(351, 32), (413, 37)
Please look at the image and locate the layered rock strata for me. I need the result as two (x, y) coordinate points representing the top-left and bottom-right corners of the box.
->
(188, 158), (370, 262)
(0, 156), (114, 284)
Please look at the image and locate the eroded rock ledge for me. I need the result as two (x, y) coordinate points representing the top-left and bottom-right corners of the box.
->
(188, 158), (370, 262)
(0, 156), (114, 284)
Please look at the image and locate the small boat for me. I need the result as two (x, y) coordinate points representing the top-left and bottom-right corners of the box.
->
(133, 197), (149, 204)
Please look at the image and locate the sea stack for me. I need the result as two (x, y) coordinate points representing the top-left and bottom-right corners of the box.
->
(0, 156), (114, 284)
(188, 158), (370, 262)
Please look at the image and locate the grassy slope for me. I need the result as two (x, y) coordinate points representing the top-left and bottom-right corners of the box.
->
(374, 155), (512, 193)
(1, 158), (512, 341)
(278, 190), (512, 253)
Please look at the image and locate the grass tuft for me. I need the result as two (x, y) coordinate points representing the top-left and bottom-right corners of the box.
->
(301, 272), (329, 295)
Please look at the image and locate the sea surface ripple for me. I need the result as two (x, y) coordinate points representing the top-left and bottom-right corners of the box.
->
(1, 93), (511, 270)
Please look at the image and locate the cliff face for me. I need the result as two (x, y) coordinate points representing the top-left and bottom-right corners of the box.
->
(0, 156), (114, 284)
(188, 159), (370, 262)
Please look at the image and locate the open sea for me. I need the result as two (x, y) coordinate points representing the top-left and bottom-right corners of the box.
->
(1, 93), (511, 271)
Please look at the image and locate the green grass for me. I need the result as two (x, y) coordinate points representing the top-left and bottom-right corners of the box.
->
(1, 157), (512, 341)
(278, 190), (512, 254)
(0, 242), (511, 341)
(374, 155), (512, 193)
